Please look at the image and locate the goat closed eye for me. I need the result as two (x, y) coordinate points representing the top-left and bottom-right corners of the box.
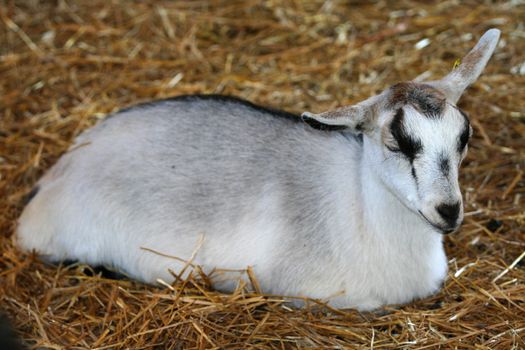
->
(386, 144), (401, 154)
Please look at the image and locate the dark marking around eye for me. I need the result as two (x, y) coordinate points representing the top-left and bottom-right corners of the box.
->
(440, 156), (450, 177)
(458, 111), (471, 152)
(458, 129), (469, 152)
(389, 109), (423, 163)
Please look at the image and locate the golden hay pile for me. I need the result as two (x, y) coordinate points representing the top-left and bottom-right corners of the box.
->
(1, 1), (524, 349)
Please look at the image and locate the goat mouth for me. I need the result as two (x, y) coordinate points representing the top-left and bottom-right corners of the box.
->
(417, 210), (456, 234)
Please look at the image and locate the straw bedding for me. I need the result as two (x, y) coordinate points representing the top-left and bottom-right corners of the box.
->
(1, 1), (524, 349)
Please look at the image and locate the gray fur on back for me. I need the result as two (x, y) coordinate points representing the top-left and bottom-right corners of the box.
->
(96, 96), (358, 229)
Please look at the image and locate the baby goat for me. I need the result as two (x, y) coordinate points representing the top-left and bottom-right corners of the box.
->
(15, 29), (500, 310)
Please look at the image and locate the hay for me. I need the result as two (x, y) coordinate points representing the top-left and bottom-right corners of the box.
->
(1, 1), (524, 349)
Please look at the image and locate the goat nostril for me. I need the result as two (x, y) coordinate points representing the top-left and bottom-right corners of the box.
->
(436, 202), (461, 225)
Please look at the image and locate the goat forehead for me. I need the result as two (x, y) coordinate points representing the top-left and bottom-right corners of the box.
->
(389, 82), (446, 117)
(404, 106), (465, 153)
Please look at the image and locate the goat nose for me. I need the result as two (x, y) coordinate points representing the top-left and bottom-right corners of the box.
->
(436, 202), (461, 227)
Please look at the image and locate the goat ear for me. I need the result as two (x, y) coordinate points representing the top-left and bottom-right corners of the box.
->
(430, 29), (500, 103)
(301, 94), (382, 133)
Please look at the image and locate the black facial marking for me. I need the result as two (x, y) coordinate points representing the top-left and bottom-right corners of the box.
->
(411, 166), (417, 182)
(440, 156), (450, 177)
(22, 186), (39, 205)
(458, 110), (471, 152)
(411, 165), (419, 190)
(389, 109), (423, 162)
